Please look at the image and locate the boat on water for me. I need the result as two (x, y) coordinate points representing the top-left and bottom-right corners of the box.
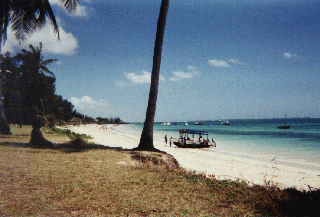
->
(184, 122), (189, 126)
(194, 122), (203, 125)
(221, 120), (230, 125)
(173, 129), (216, 148)
(278, 115), (290, 129)
(161, 121), (171, 126)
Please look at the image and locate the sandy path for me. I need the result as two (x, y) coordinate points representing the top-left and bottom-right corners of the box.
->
(65, 124), (320, 191)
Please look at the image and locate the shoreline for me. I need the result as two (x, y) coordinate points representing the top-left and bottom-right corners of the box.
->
(64, 124), (320, 191)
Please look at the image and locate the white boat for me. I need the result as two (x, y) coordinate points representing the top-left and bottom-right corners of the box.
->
(184, 122), (188, 126)
(221, 120), (230, 125)
(161, 121), (171, 126)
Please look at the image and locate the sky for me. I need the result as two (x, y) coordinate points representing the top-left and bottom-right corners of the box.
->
(2, 0), (320, 122)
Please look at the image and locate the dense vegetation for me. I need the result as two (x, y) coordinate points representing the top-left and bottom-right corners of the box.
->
(1, 44), (73, 124)
(0, 44), (124, 125)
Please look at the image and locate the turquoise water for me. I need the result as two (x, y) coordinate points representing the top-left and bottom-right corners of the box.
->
(115, 118), (320, 172)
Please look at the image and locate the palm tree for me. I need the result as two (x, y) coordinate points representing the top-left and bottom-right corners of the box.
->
(0, 0), (11, 134)
(137, 0), (170, 150)
(16, 42), (57, 115)
(0, 0), (79, 134)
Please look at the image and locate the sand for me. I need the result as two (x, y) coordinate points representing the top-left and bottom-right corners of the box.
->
(65, 124), (320, 191)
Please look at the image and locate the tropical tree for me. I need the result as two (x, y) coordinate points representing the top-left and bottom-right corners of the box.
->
(137, 0), (170, 150)
(0, 51), (15, 134)
(16, 42), (57, 115)
(0, 0), (79, 134)
(0, 51), (22, 126)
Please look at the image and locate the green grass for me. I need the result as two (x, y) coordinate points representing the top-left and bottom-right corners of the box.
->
(0, 125), (319, 216)
(51, 127), (93, 140)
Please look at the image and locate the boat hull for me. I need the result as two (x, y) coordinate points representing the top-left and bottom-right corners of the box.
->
(278, 125), (290, 129)
(173, 142), (214, 148)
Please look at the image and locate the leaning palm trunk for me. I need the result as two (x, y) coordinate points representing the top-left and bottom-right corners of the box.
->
(0, 42), (11, 134)
(137, 0), (170, 150)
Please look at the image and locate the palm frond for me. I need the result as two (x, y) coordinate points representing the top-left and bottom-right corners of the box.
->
(41, 59), (58, 66)
(40, 65), (55, 77)
(60, 0), (79, 13)
(0, 0), (10, 43)
(11, 1), (37, 41)
(35, 0), (60, 39)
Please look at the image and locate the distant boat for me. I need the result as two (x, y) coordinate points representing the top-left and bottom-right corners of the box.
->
(161, 121), (170, 126)
(194, 122), (203, 125)
(221, 120), (230, 125)
(184, 122), (189, 126)
(278, 115), (290, 129)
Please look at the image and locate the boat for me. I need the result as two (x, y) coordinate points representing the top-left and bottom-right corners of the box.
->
(194, 122), (203, 125)
(184, 122), (188, 126)
(173, 129), (216, 148)
(161, 121), (170, 126)
(278, 115), (290, 129)
(221, 120), (230, 125)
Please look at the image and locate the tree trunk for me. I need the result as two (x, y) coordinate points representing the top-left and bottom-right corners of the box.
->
(0, 42), (12, 134)
(29, 115), (53, 148)
(137, 0), (170, 150)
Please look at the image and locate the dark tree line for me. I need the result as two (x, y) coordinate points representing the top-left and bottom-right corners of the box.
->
(96, 117), (125, 124)
(0, 45), (76, 125)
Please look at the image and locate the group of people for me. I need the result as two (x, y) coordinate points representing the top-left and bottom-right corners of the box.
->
(164, 135), (173, 147)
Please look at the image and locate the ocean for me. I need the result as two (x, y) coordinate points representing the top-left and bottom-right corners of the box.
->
(114, 118), (320, 173)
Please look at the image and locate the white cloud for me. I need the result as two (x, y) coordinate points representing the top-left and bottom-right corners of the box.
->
(169, 77), (180, 82)
(187, 65), (196, 70)
(115, 81), (126, 86)
(208, 59), (230, 67)
(69, 96), (140, 121)
(123, 70), (165, 84)
(283, 52), (298, 58)
(169, 66), (200, 82)
(70, 96), (112, 118)
(173, 71), (194, 79)
(228, 59), (242, 65)
(2, 23), (78, 55)
(125, 70), (151, 83)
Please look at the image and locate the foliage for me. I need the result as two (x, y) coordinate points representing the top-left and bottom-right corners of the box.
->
(0, 0), (79, 44)
(52, 127), (92, 140)
(96, 116), (125, 124)
(0, 48), (75, 125)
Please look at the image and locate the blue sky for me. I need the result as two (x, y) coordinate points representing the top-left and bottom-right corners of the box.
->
(3, 0), (320, 122)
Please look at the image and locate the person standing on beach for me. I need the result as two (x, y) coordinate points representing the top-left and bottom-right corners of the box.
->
(170, 137), (172, 147)
(165, 135), (168, 145)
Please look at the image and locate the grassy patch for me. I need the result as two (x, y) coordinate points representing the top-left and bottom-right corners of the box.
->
(51, 127), (92, 140)
(1, 126), (319, 216)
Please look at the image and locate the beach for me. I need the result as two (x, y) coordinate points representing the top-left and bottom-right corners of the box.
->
(65, 124), (320, 191)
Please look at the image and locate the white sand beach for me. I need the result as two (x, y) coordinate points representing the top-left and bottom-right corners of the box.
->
(65, 124), (320, 191)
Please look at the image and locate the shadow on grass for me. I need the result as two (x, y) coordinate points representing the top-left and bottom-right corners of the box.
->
(277, 187), (320, 216)
(0, 137), (165, 155)
(0, 138), (124, 153)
